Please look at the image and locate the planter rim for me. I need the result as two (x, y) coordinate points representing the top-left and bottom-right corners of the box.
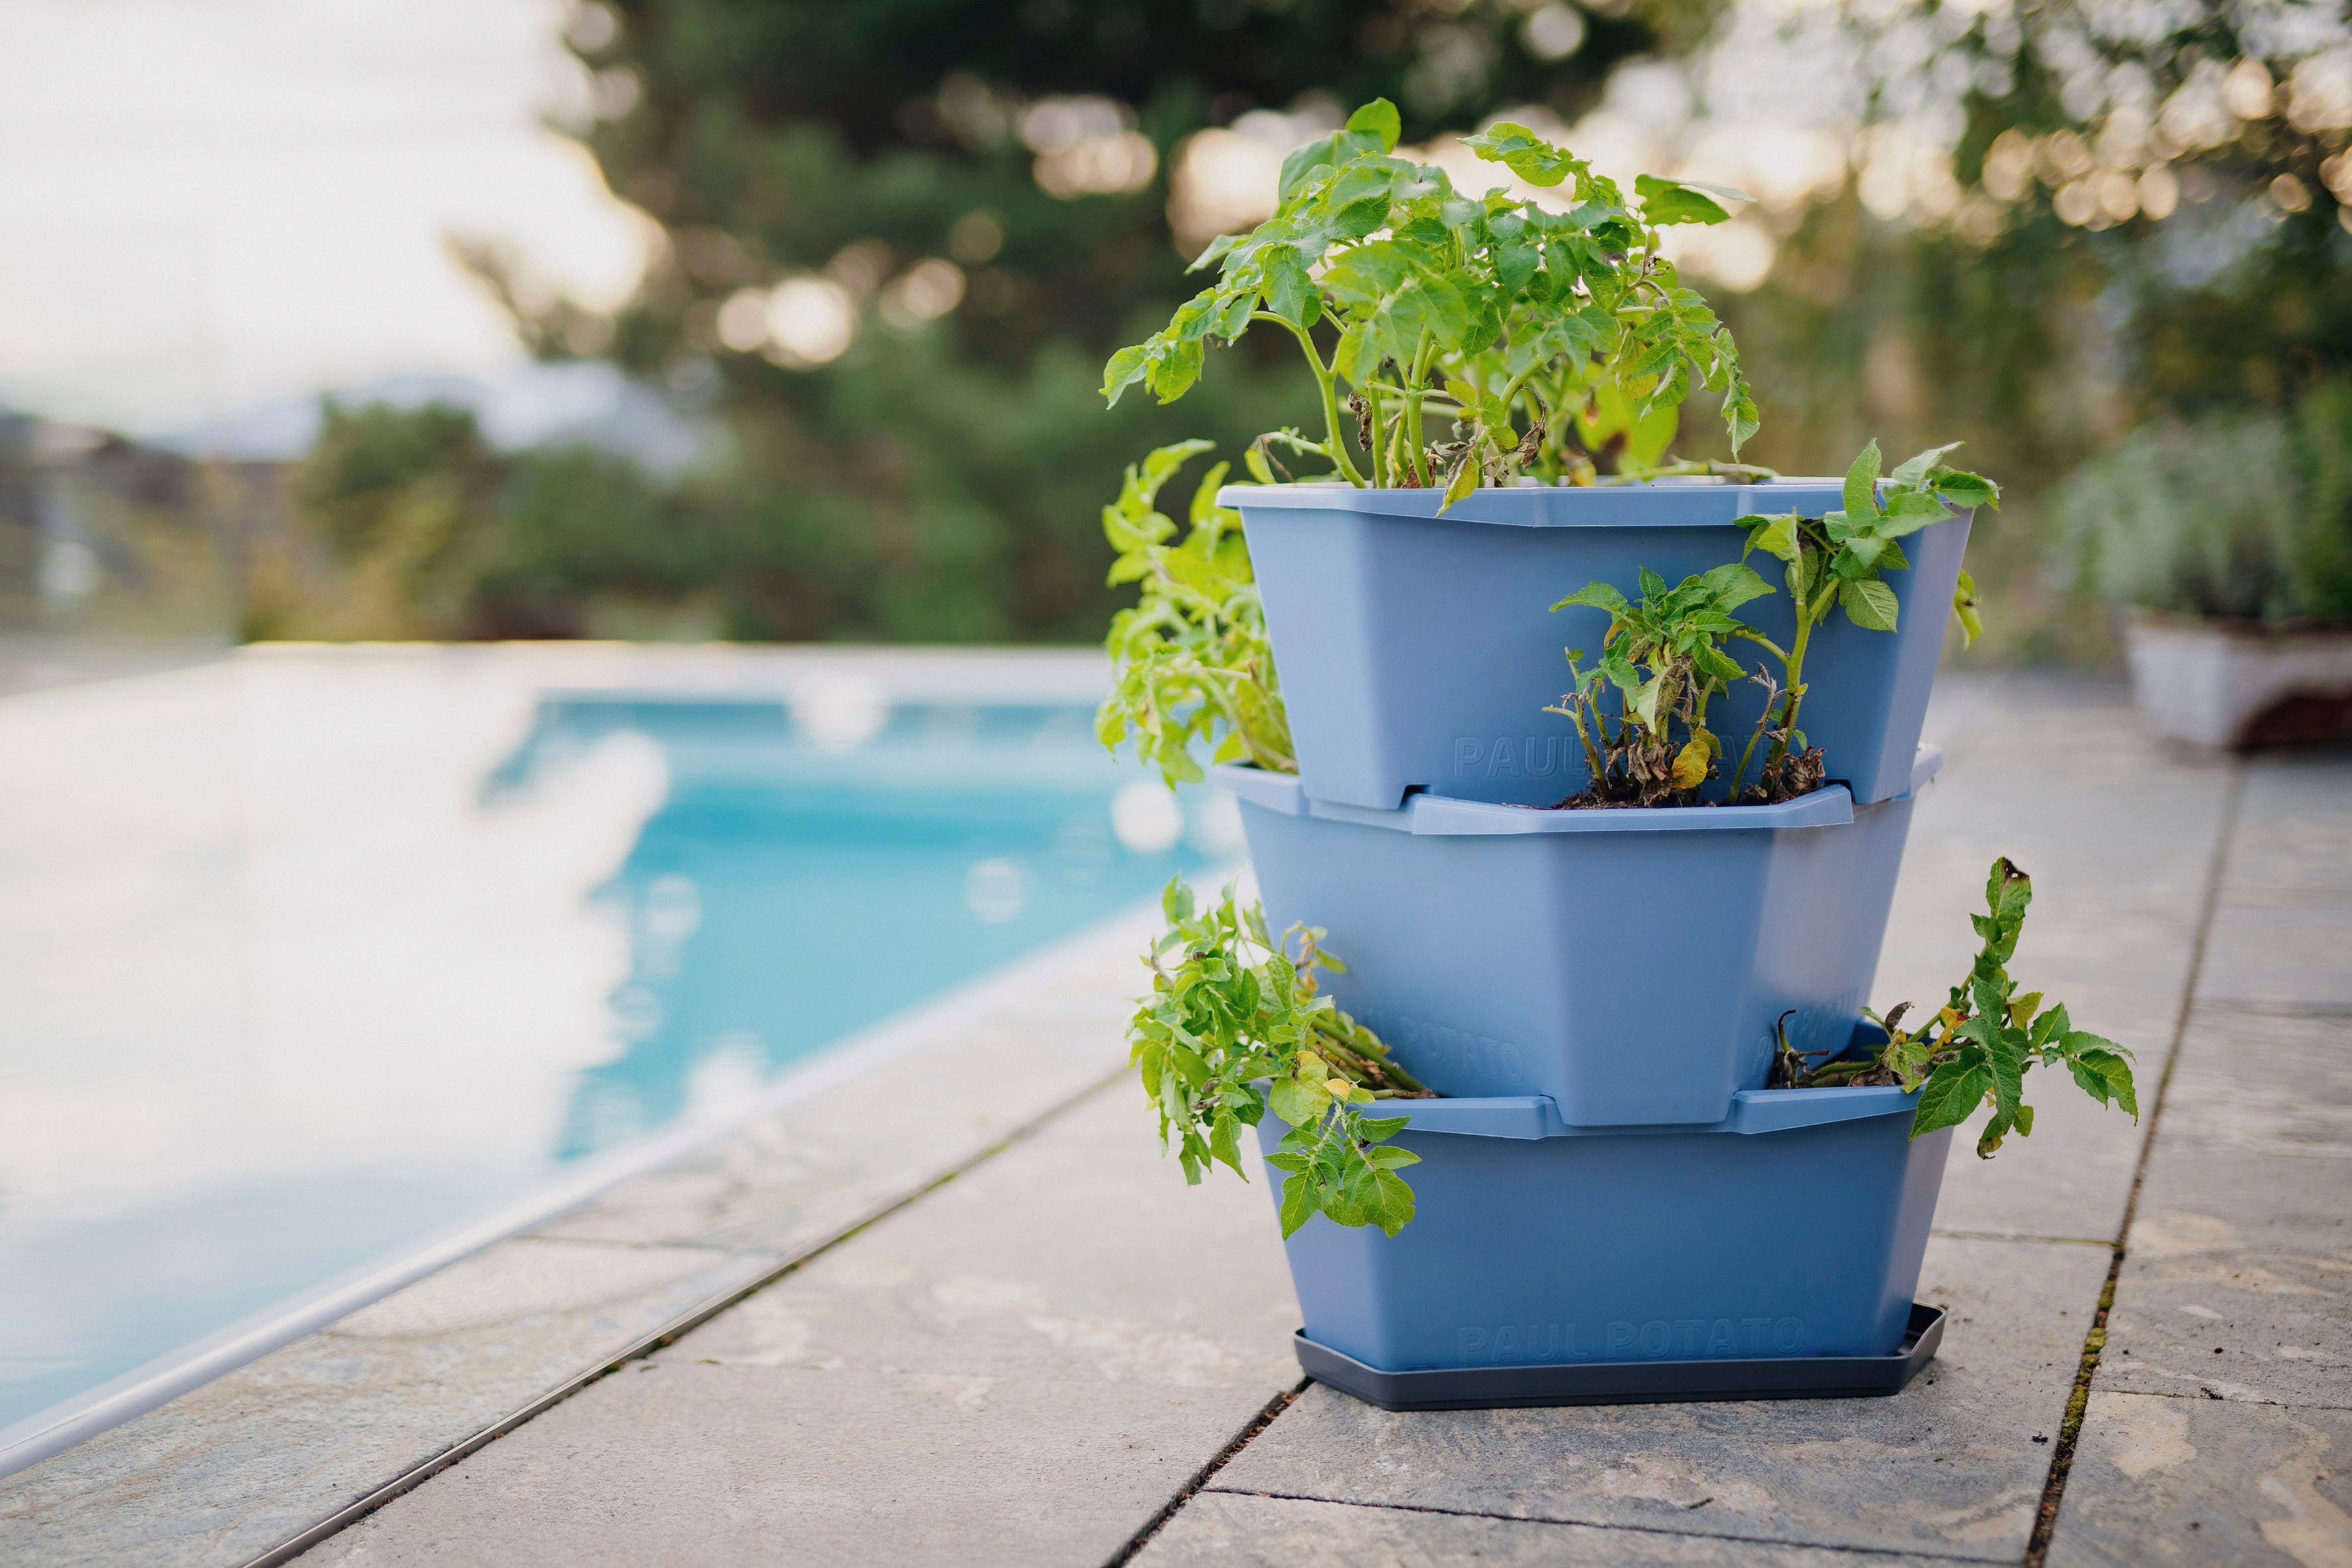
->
(1210, 744), (1942, 835)
(1308, 1082), (1919, 1142)
(1216, 480), (1964, 531)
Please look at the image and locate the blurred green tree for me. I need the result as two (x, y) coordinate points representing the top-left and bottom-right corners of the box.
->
(485, 0), (1686, 641)
(1698, 0), (2352, 659)
(287, 400), (506, 637)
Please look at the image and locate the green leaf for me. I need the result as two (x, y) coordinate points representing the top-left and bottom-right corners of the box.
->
(1267, 1072), (1328, 1128)
(1460, 121), (1576, 187)
(1838, 577), (1900, 633)
(1887, 442), (1962, 488)
(1552, 580), (1628, 614)
(1146, 339), (1204, 404)
(1911, 1062), (1992, 1137)
(1635, 173), (1739, 226)
(1101, 344), (1150, 407)
(1698, 562), (1775, 611)
(1187, 232), (1244, 275)
(1276, 134), (1340, 203)
(1390, 273), (1472, 351)
(1726, 390), (1761, 455)
(1371, 1170), (1417, 1235)
(1277, 1173), (1318, 1237)
(1207, 1112), (1244, 1176)
(1875, 493), (1949, 542)
(1332, 319), (1381, 390)
(1843, 439), (1883, 522)
(2068, 1040), (2139, 1119)
(1952, 569), (1983, 648)
(1741, 513), (1800, 563)
(1259, 245), (1313, 326)
(1934, 471), (2000, 510)
(1345, 98), (1401, 153)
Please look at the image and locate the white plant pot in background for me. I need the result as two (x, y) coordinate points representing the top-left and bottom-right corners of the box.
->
(2124, 611), (2352, 748)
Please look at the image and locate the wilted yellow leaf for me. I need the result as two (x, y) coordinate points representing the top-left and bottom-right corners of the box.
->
(1671, 740), (1709, 791)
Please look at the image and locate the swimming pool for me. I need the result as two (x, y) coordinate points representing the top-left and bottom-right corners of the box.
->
(0, 653), (1221, 1445)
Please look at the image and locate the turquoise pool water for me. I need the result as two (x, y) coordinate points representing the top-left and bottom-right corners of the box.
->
(0, 688), (1214, 1437)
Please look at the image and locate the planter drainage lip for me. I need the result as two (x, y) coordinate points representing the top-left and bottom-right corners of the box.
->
(1216, 479), (1848, 530)
(1210, 744), (1943, 834)
(1362, 1081), (1919, 1140)
(1291, 1302), (1945, 1410)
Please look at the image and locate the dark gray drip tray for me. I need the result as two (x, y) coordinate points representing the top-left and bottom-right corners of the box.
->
(1295, 1302), (1946, 1411)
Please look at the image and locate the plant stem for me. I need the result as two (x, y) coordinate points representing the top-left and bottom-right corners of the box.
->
(1593, 459), (1783, 486)
(1402, 334), (1434, 487)
(1181, 659), (1294, 771)
(1368, 384), (1392, 487)
(1763, 608), (1814, 780)
(1255, 313), (1364, 487)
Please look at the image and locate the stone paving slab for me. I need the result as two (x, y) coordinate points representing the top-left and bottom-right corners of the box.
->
(2218, 755), (2352, 906)
(0, 1239), (779, 1567)
(301, 1083), (1300, 1567)
(2100, 1011), (2352, 1410)
(2045, 1392), (2352, 1567)
(1138, 1490), (1968, 1567)
(1208, 1235), (2108, 1563)
(2197, 904), (2352, 1012)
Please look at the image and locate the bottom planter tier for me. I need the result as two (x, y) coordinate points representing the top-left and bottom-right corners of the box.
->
(1258, 1072), (1951, 1383)
(1294, 1302), (1946, 1411)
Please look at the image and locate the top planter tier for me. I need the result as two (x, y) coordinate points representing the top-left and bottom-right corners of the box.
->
(1223, 480), (1974, 809)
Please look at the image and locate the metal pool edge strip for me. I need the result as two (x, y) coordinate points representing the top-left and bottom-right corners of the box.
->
(0, 887), (1186, 1483)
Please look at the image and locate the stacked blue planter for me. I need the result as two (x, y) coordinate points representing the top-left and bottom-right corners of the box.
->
(1215, 479), (1972, 1409)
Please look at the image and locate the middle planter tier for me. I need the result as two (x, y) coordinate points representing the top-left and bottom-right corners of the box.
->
(1214, 747), (1940, 1126)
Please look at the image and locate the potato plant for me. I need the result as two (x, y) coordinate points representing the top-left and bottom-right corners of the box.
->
(1730, 440), (1998, 793)
(1102, 100), (1759, 501)
(1545, 563), (1777, 807)
(1779, 857), (2137, 1157)
(1549, 439), (2001, 805)
(1128, 880), (1432, 1237)
(1095, 441), (1293, 787)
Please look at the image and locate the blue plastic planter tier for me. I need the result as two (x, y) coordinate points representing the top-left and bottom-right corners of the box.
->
(1223, 480), (1972, 809)
(1256, 1077), (1952, 1401)
(1215, 747), (1941, 1126)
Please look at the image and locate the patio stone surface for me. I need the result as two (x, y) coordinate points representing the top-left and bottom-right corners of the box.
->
(1207, 1235), (2108, 1563)
(2045, 1393), (2352, 1567)
(0, 1240), (778, 1567)
(2041, 749), (2352, 1567)
(1135, 1490), (1968, 1567)
(301, 1084), (1300, 1567)
(2097, 1012), (2352, 1410)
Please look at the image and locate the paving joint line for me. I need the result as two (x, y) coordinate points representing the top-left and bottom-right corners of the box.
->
(2093, 1386), (2352, 1412)
(1930, 1230), (2113, 1247)
(2194, 998), (2352, 1021)
(235, 1063), (1135, 1568)
(1102, 1381), (1309, 1567)
(1194, 1484), (2015, 1563)
(2021, 757), (2245, 1567)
